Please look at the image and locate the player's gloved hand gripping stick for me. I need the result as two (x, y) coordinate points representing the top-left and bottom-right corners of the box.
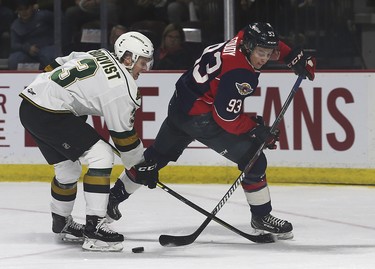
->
(158, 75), (305, 247)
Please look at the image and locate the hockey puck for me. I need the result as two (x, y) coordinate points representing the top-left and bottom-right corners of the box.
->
(132, 247), (144, 253)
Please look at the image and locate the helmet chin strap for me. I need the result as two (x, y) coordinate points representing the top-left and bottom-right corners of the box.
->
(125, 66), (135, 78)
(125, 66), (139, 80)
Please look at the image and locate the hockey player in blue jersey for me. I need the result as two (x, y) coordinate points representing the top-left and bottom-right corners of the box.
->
(107, 22), (316, 239)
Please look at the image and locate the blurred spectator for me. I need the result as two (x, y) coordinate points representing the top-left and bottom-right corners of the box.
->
(34, 0), (73, 55)
(153, 23), (195, 70)
(129, 19), (166, 49)
(194, 0), (223, 44)
(65, 0), (119, 51)
(153, 0), (169, 22)
(35, 0), (75, 11)
(8, 0), (56, 70)
(167, 0), (199, 24)
(235, 0), (253, 32)
(234, 0), (291, 35)
(167, 0), (189, 24)
(0, 0), (15, 61)
(0, 0), (14, 38)
(108, 24), (127, 52)
(118, 0), (169, 27)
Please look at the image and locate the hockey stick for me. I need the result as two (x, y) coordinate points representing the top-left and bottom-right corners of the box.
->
(107, 144), (274, 243)
(157, 181), (276, 245)
(159, 75), (305, 247)
(108, 144), (274, 244)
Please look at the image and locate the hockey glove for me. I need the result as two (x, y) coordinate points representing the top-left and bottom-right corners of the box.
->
(284, 47), (316, 81)
(133, 159), (158, 189)
(251, 115), (265, 125)
(249, 116), (280, 150)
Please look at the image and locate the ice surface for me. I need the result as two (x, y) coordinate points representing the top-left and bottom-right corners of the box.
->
(0, 182), (374, 269)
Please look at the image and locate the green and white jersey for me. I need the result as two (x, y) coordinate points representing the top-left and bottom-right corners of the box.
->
(20, 48), (144, 168)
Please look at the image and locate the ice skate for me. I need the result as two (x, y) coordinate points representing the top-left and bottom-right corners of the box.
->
(251, 213), (293, 240)
(82, 215), (124, 252)
(52, 213), (84, 242)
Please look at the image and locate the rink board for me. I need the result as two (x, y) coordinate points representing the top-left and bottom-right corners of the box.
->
(1, 71), (375, 185)
(1, 164), (374, 185)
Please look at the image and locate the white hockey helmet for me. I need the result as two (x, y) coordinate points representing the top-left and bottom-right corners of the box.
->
(114, 31), (154, 70)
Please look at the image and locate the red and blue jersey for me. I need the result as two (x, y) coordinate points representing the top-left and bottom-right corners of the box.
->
(175, 29), (290, 136)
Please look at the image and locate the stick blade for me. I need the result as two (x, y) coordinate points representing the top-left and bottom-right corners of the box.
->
(247, 233), (277, 243)
(159, 234), (195, 247)
(159, 232), (276, 247)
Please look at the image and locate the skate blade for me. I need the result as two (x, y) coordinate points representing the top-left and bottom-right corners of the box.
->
(54, 233), (84, 243)
(252, 228), (294, 240)
(275, 232), (294, 240)
(82, 238), (123, 252)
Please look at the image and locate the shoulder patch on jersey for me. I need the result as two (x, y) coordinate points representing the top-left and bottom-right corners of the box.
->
(235, 82), (254, 95)
(27, 88), (36, 95)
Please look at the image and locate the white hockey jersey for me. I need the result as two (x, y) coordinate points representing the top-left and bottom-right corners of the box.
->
(19, 48), (144, 168)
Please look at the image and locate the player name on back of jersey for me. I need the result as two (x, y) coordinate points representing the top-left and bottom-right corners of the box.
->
(223, 36), (238, 56)
(88, 49), (121, 81)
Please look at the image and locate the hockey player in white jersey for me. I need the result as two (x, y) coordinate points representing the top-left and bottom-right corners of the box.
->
(19, 32), (158, 252)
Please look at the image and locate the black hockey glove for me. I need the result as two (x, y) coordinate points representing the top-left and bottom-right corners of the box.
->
(249, 116), (280, 150)
(284, 47), (316, 81)
(133, 159), (158, 189)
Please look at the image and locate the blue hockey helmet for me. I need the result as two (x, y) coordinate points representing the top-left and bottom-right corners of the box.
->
(241, 22), (279, 59)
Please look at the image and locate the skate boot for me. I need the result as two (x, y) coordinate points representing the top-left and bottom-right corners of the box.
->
(251, 213), (293, 240)
(82, 215), (124, 252)
(52, 213), (84, 242)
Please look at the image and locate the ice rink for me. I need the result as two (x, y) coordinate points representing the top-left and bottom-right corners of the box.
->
(0, 182), (374, 269)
